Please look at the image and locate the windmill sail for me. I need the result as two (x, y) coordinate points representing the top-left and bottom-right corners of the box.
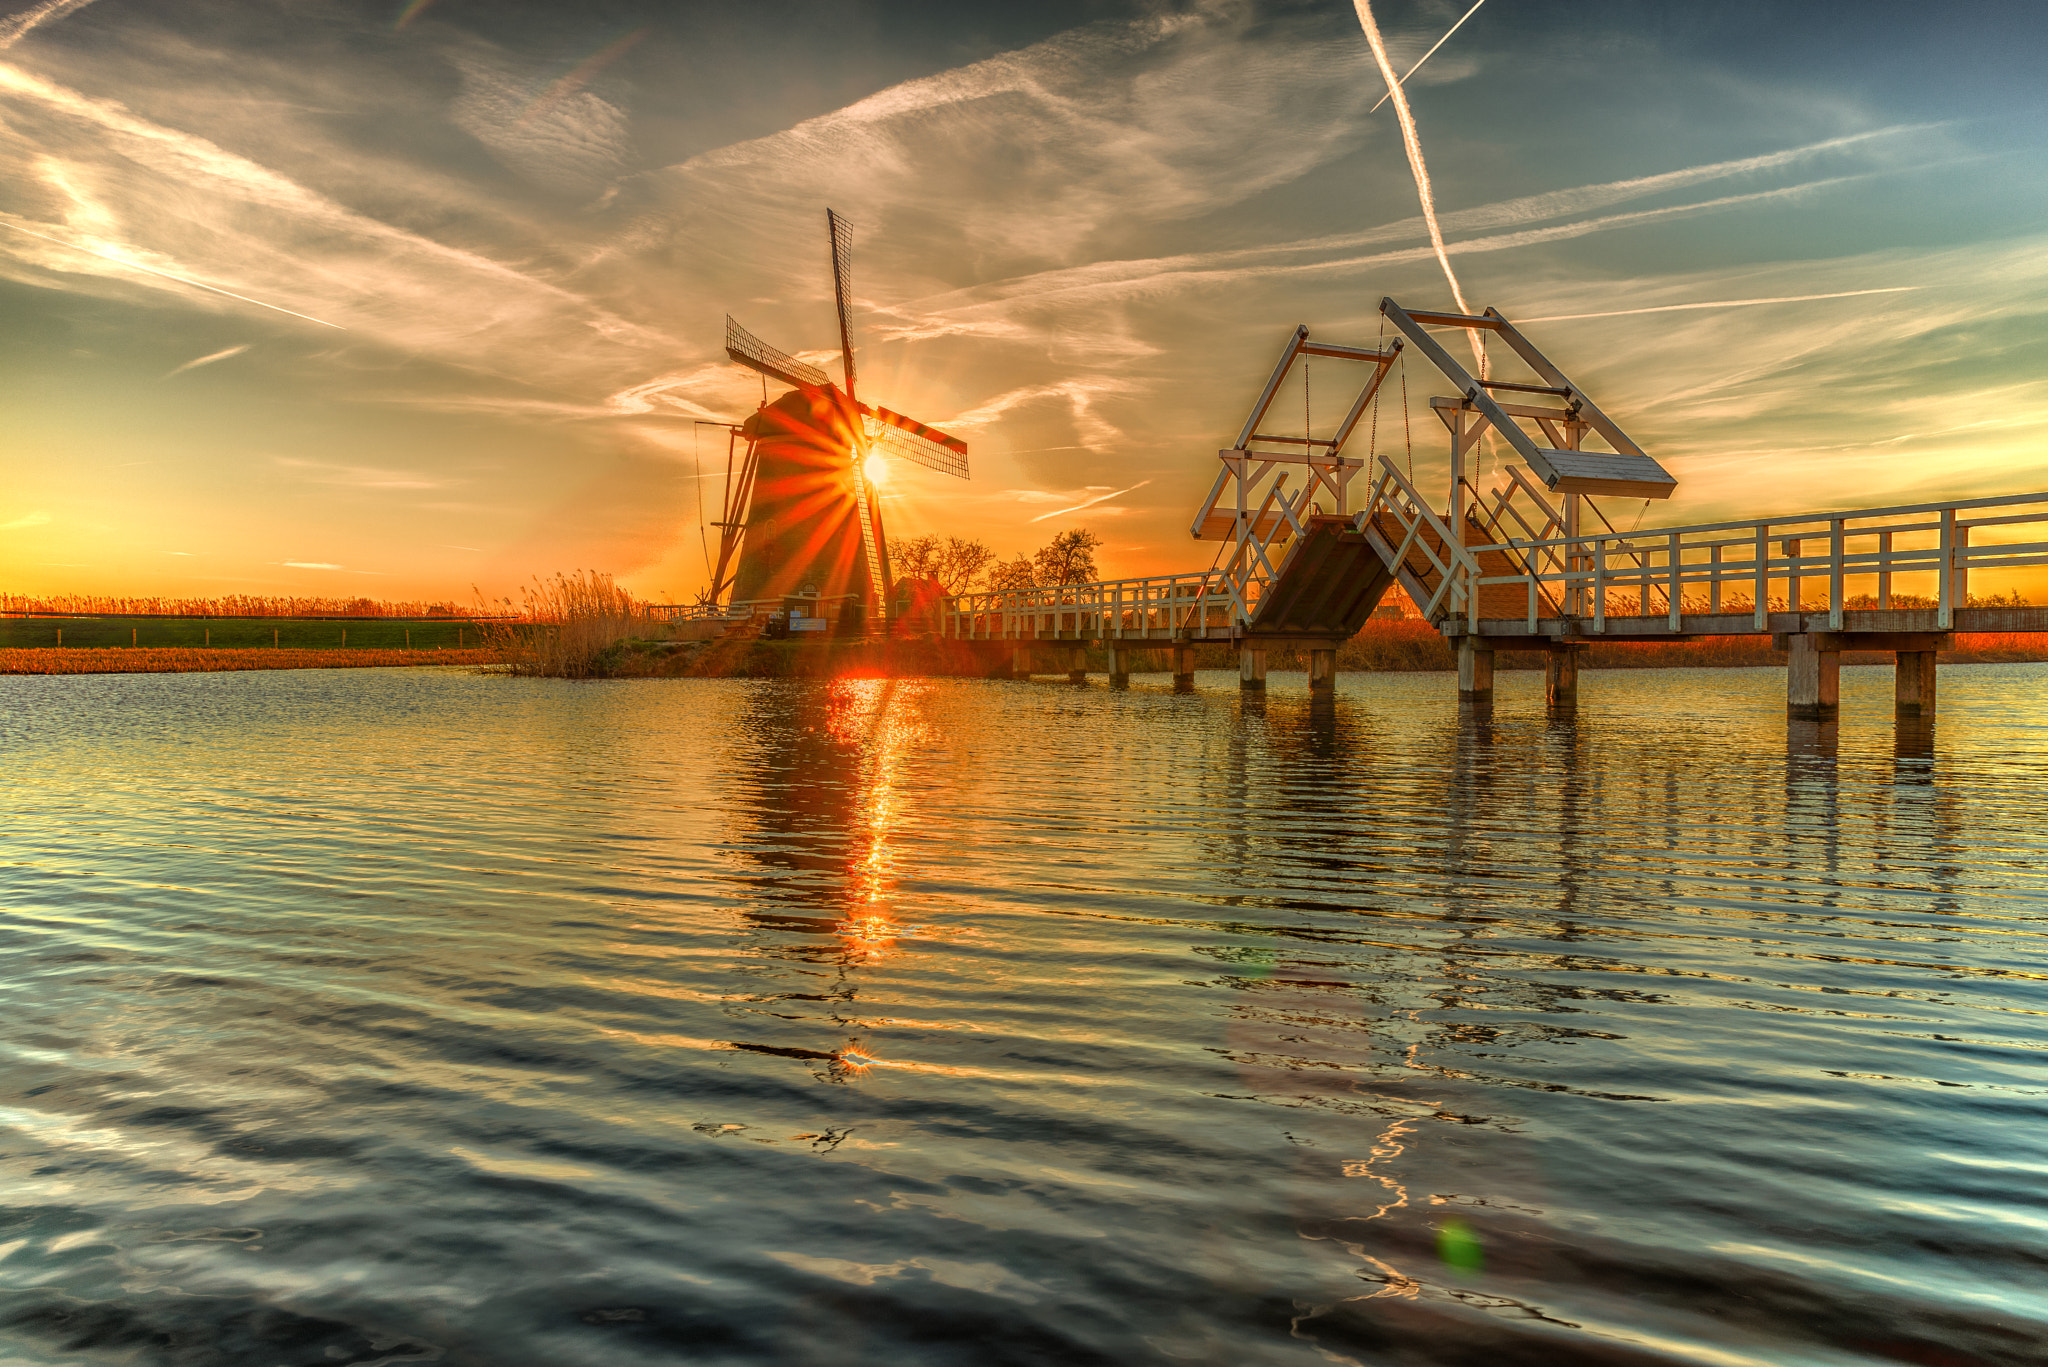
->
(823, 209), (889, 605)
(827, 208), (860, 406)
(725, 315), (828, 391)
(863, 408), (969, 479)
(712, 210), (969, 626)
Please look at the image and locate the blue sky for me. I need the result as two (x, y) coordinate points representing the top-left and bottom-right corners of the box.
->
(2, 0), (2044, 600)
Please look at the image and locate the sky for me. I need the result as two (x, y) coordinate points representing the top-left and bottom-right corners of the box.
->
(1, 0), (2045, 603)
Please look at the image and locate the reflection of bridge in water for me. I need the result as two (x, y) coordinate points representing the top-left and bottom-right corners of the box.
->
(943, 298), (2048, 721)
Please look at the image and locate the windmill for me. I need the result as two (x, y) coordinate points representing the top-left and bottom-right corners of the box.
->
(707, 209), (969, 631)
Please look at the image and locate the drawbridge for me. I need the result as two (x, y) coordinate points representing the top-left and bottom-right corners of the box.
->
(943, 297), (2048, 719)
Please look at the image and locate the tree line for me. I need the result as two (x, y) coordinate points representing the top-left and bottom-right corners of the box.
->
(891, 529), (1104, 597)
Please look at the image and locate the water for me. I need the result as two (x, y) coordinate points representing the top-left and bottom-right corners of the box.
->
(2, 664), (2045, 1367)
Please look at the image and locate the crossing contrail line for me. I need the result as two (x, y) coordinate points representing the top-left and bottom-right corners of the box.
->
(1369, 0), (1488, 113)
(0, 219), (346, 328)
(1028, 480), (1151, 523)
(1353, 0), (1485, 376)
(0, 0), (99, 50)
(1518, 287), (1918, 323)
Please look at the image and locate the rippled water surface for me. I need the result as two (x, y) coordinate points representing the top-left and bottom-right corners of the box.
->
(3, 664), (2047, 1366)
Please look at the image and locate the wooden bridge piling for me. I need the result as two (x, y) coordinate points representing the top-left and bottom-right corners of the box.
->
(1239, 648), (1267, 690)
(1172, 645), (1196, 691)
(1309, 648), (1336, 693)
(1545, 647), (1579, 710)
(1896, 650), (1938, 715)
(1786, 634), (1841, 719)
(1458, 639), (1494, 703)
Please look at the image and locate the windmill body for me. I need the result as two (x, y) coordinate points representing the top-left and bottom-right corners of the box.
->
(710, 210), (969, 633)
(727, 384), (875, 622)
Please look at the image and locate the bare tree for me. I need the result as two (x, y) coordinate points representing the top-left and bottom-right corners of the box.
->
(891, 534), (996, 595)
(1031, 528), (1103, 586)
(987, 555), (1037, 592)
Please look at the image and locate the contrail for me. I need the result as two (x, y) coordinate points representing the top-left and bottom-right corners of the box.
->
(519, 28), (650, 126)
(0, 220), (345, 328)
(161, 343), (250, 379)
(1518, 287), (1919, 323)
(1369, 0), (1487, 113)
(1028, 480), (1151, 523)
(0, 0), (98, 50)
(1353, 0), (1485, 376)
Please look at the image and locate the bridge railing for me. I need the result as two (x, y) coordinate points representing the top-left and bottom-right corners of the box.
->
(1357, 455), (1486, 628)
(942, 571), (1233, 642)
(1443, 489), (2048, 633)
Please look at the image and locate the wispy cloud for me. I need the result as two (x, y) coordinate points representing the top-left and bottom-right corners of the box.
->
(1, 509), (54, 531)
(275, 457), (443, 490)
(0, 0), (99, 52)
(160, 342), (250, 379)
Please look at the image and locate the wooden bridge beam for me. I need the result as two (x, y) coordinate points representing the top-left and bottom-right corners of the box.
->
(1786, 634), (1840, 719)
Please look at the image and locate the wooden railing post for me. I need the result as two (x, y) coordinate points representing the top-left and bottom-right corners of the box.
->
(1753, 525), (1768, 630)
(1828, 518), (1845, 631)
(1938, 509), (1955, 630)
(1953, 520), (1971, 615)
(1667, 531), (1682, 630)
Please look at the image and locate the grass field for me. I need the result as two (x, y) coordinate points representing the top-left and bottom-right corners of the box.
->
(0, 616), (492, 651)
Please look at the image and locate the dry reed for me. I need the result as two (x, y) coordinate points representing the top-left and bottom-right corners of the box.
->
(0, 648), (505, 675)
(477, 571), (657, 678)
(1, 592), (471, 618)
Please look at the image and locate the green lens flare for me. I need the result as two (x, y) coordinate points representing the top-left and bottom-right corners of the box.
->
(1437, 1218), (1483, 1273)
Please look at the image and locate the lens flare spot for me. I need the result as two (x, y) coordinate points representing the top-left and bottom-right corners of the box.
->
(863, 452), (889, 488)
(1437, 1218), (1483, 1274)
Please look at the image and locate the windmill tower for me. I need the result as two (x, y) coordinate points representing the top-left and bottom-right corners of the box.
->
(710, 210), (969, 632)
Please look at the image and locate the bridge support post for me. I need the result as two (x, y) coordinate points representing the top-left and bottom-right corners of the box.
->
(1106, 644), (1130, 687)
(1457, 638), (1493, 702)
(1011, 647), (1033, 678)
(1239, 647), (1267, 690)
(1786, 634), (1839, 718)
(1172, 645), (1196, 691)
(1067, 647), (1088, 684)
(1544, 647), (1578, 710)
(1308, 649), (1337, 693)
(1896, 650), (1938, 715)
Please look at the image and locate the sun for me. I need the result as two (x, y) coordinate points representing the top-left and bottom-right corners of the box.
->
(862, 451), (889, 488)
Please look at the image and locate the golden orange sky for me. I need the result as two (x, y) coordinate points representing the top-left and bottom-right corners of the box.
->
(2, 0), (2045, 603)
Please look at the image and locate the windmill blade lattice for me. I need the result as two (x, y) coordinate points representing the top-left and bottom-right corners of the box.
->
(864, 409), (970, 480)
(724, 315), (828, 391)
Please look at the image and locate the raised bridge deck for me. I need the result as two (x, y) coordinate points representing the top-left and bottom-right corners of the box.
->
(938, 302), (2048, 720)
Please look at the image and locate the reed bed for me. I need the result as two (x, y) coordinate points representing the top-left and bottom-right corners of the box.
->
(0, 648), (506, 675)
(477, 571), (661, 678)
(1, 592), (471, 618)
(1255, 620), (2048, 673)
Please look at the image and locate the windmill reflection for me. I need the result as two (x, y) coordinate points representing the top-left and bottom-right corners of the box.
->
(725, 677), (926, 1080)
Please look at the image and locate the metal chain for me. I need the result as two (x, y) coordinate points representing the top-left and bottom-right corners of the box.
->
(1399, 356), (1413, 482)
